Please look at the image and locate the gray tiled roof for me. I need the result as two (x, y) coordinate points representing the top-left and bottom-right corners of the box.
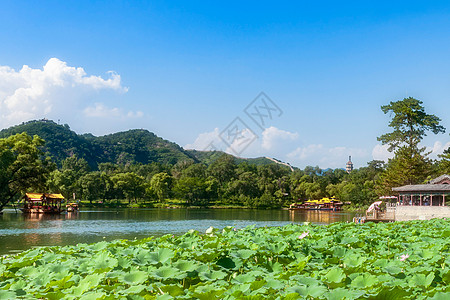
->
(429, 174), (450, 184)
(392, 184), (450, 192)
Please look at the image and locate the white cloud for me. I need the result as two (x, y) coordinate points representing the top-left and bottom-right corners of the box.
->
(186, 126), (367, 168)
(185, 126), (299, 156)
(372, 144), (393, 163)
(84, 103), (143, 119)
(0, 58), (133, 131)
(427, 141), (450, 159)
(371, 141), (450, 163)
(184, 128), (222, 151)
(261, 126), (298, 150)
(287, 144), (367, 169)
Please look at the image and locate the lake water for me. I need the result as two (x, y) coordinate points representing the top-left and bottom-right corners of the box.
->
(0, 208), (357, 255)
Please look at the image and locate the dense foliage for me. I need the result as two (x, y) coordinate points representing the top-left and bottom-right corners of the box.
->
(1, 96), (450, 211)
(40, 153), (388, 208)
(0, 133), (53, 211)
(0, 120), (197, 168)
(377, 97), (446, 194)
(1, 219), (449, 299)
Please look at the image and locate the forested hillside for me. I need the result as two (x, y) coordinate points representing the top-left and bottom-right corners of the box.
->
(0, 120), (196, 168)
(1, 96), (449, 212)
(0, 120), (279, 169)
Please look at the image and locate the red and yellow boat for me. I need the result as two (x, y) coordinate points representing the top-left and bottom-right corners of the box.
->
(21, 193), (65, 214)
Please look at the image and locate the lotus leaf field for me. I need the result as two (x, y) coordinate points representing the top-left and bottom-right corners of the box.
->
(1, 219), (449, 299)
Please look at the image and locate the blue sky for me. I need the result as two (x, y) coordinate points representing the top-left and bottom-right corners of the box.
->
(1, 1), (450, 169)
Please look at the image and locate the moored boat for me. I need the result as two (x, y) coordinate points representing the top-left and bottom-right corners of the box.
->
(66, 202), (79, 212)
(289, 197), (343, 211)
(21, 193), (65, 214)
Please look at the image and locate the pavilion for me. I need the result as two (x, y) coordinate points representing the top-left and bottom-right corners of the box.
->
(392, 174), (450, 207)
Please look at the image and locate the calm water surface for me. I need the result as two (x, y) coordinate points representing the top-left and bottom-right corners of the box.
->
(0, 208), (356, 255)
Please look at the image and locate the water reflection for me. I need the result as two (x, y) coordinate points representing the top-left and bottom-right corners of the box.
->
(289, 210), (354, 224)
(0, 208), (356, 255)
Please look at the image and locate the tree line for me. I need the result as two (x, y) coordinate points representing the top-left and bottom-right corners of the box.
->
(1, 97), (449, 211)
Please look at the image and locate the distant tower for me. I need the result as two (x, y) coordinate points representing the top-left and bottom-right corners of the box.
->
(346, 156), (353, 173)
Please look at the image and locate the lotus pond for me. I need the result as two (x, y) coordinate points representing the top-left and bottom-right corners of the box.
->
(0, 219), (449, 299)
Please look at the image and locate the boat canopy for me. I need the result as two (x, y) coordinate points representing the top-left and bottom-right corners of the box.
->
(25, 193), (65, 201)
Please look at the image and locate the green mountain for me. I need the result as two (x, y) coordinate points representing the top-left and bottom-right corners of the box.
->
(0, 120), (196, 168)
(0, 120), (284, 169)
(186, 150), (285, 167)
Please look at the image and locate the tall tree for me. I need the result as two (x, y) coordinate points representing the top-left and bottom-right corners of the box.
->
(111, 172), (147, 204)
(437, 148), (450, 175)
(150, 172), (173, 202)
(47, 155), (90, 199)
(377, 97), (445, 191)
(0, 133), (53, 211)
(378, 97), (445, 151)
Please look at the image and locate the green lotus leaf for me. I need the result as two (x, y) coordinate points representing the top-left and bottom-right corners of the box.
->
(71, 273), (105, 296)
(290, 275), (321, 287)
(324, 267), (346, 283)
(91, 251), (119, 271)
(341, 236), (359, 245)
(203, 241), (219, 249)
(265, 279), (284, 289)
(195, 264), (209, 273)
(266, 242), (287, 254)
(16, 266), (40, 278)
(429, 291), (450, 300)
(198, 270), (227, 281)
(31, 271), (52, 287)
(8, 278), (26, 291)
(373, 259), (389, 268)
(149, 248), (175, 265)
(0, 290), (16, 300)
(286, 284), (326, 298)
(121, 270), (148, 285)
(415, 249), (434, 260)
(370, 287), (412, 300)
(324, 287), (364, 300)
(87, 241), (108, 251)
(232, 273), (256, 284)
(39, 253), (61, 263)
(229, 282), (251, 294)
(160, 284), (185, 297)
(282, 292), (304, 300)
(152, 266), (185, 280)
(231, 249), (255, 260)
(41, 290), (66, 300)
(118, 284), (147, 295)
(343, 255), (366, 268)
(46, 274), (74, 290)
(79, 291), (106, 300)
(174, 260), (197, 272)
(351, 273), (378, 289)
(383, 265), (402, 275)
(191, 289), (223, 300)
(407, 273), (434, 288)
(117, 256), (132, 269)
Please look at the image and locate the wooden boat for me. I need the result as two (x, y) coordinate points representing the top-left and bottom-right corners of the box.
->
(66, 202), (79, 212)
(289, 197), (343, 211)
(21, 193), (65, 214)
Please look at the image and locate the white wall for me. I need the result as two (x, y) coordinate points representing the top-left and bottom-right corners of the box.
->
(395, 206), (450, 221)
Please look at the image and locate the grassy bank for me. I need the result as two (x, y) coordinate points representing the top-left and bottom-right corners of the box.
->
(1, 219), (449, 299)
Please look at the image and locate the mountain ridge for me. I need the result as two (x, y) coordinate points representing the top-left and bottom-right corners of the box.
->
(0, 119), (284, 169)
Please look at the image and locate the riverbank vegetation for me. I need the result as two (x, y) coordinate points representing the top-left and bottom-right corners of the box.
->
(1, 219), (449, 299)
(1, 97), (449, 212)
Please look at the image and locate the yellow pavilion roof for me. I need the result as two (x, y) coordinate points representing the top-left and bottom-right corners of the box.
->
(25, 193), (44, 200)
(25, 193), (65, 200)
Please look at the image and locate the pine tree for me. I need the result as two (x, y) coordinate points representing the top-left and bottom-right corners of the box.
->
(376, 97), (445, 194)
